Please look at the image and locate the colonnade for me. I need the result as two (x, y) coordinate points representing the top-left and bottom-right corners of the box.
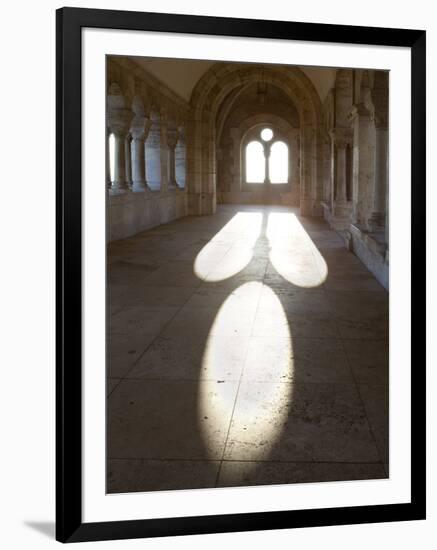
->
(322, 69), (389, 287)
(106, 85), (186, 196)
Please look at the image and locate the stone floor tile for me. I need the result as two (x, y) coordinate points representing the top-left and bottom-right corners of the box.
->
(336, 318), (388, 341)
(242, 336), (353, 384)
(358, 383), (389, 464)
(342, 339), (388, 385)
(118, 285), (194, 308)
(224, 382), (380, 462)
(217, 460), (386, 488)
(251, 309), (339, 339)
(110, 305), (179, 336)
(108, 332), (157, 378)
(326, 290), (388, 315)
(127, 332), (248, 381)
(108, 458), (220, 493)
(142, 261), (203, 288)
(258, 286), (331, 315)
(324, 275), (385, 292)
(108, 379), (239, 460)
(107, 378), (121, 396)
(161, 304), (256, 340)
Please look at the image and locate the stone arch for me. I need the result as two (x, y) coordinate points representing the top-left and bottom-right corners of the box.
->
(189, 62), (324, 216)
(239, 114), (297, 143)
(107, 82), (126, 110)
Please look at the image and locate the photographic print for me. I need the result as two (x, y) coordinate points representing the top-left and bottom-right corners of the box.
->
(56, 7), (425, 542)
(106, 56), (389, 494)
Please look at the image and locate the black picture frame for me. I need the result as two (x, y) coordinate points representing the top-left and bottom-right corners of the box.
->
(56, 7), (426, 543)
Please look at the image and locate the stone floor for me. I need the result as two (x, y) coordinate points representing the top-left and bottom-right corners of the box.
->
(107, 204), (388, 493)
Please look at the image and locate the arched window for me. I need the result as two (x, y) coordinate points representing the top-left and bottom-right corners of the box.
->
(108, 133), (116, 184)
(145, 114), (161, 191)
(244, 127), (289, 186)
(270, 141), (289, 183)
(246, 141), (265, 183)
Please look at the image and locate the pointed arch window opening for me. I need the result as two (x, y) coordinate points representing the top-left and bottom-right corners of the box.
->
(244, 127), (290, 185)
(108, 132), (116, 184)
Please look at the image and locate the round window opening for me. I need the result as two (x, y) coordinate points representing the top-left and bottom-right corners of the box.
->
(260, 128), (273, 142)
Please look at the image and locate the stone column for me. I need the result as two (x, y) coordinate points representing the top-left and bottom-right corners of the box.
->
(264, 144), (271, 184)
(385, 149), (389, 247)
(336, 141), (347, 202)
(372, 71), (389, 242)
(145, 115), (162, 192)
(369, 119), (388, 231)
(130, 116), (152, 192)
(125, 136), (132, 189)
(107, 108), (133, 194)
(160, 115), (169, 193)
(230, 127), (241, 192)
(322, 139), (331, 203)
(327, 127), (353, 229)
(330, 128), (353, 202)
(166, 127), (179, 189)
(175, 126), (186, 189)
(299, 125), (315, 216)
(349, 103), (374, 227)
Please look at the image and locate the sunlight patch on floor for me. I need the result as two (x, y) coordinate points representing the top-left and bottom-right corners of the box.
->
(199, 283), (293, 464)
(267, 212), (328, 288)
(194, 212), (263, 281)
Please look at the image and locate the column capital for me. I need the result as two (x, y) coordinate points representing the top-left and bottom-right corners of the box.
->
(130, 116), (152, 141)
(348, 102), (371, 123)
(329, 127), (353, 148)
(372, 73), (389, 130)
(108, 108), (133, 137)
(166, 127), (179, 149)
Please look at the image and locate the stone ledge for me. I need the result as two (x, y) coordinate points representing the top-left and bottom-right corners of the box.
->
(108, 191), (187, 242)
(349, 224), (388, 290)
(109, 187), (186, 205)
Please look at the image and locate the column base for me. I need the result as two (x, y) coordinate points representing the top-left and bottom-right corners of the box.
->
(323, 200), (352, 230)
(109, 185), (130, 196)
(131, 182), (150, 193)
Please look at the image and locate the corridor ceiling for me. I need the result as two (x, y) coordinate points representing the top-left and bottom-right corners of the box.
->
(130, 56), (337, 103)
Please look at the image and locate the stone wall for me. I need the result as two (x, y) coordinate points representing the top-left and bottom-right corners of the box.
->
(108, 190), (186, 242)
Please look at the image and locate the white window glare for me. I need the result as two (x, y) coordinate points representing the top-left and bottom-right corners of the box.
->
(270, 141), (289, 183)
(261, 128), (273, 141)
(108, 133), (115, 183)
(246, 141), (265, 183)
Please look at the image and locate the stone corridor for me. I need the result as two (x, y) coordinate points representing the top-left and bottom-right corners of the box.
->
(107, 204), (388, 493)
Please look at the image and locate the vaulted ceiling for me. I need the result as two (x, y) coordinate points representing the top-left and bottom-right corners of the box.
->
(130, 57), (336, 104)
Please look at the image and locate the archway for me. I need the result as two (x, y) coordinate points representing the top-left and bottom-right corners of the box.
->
(188, 62), (324, 216)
